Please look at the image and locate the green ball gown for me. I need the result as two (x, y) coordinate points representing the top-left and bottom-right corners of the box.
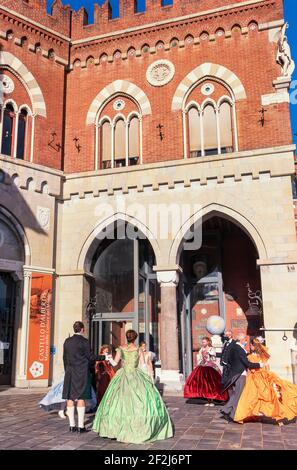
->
(92, 347), (173, 444)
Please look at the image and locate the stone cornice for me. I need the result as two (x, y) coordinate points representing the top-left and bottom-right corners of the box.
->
(62, 145), (296, 201)
(64, 145), (295, 181)
(0, 154), (64, 178)
(1, 145), (295, 201)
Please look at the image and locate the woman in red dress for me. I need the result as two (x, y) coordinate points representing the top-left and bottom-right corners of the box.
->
(184, 337), (228, 405)
(95, 345), (116, 404)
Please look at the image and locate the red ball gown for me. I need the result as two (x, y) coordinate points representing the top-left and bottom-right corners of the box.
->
(184, 347), (228, 401)
(95, 358), (115, 404)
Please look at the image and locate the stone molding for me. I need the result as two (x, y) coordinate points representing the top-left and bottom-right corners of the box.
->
(0, 51), (47, 117)
(172, 62), (247, 111)
(156, 270), (180, 286)
(86, 80), (152, 125)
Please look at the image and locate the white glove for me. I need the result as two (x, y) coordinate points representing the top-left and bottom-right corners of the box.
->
(107, 356), (117, 367)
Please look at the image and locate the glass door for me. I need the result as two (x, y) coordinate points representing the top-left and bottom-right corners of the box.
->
(0, 272), (16, 385)
(90, 232), (159, 358)
(180, 230), (225, 377)
(182, 272), (224, 378)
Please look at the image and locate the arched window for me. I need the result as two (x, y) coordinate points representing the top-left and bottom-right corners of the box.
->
(186, 85), (237, 158)
(97, 96), (142, 170)
(1, 104), (15, 156)
(114, 119), (126, 167)
(128, 116), (140, 165)
(219, 101), (233, 154)
(203, 104), (218, 156)
(101, 121), (112, 169)
(188, 107), (201, 158)
(16, 109), (28, 160)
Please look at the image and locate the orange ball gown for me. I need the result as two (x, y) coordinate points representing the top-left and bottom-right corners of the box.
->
(234, 350), (297, 423)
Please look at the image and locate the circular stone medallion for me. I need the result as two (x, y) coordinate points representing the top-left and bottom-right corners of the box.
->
(113, 99), (126, 111)
(146, 59), (175, 87)
(201, 82), (215, 96)
(0, 75), (15, 94)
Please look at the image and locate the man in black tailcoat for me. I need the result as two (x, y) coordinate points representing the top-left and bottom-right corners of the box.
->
(62, 321), (102, 433)
(220, 330), (236, 389)
(220, 332), (262, 422)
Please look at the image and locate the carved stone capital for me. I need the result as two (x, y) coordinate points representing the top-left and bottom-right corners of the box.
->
(156, 270), (179, 286)
(23, 270), (32, 279)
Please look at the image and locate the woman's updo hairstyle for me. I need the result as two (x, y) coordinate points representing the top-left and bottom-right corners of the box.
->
(126, 329), (138, 343)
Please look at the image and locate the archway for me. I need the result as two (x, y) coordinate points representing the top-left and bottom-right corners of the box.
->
(84, 220), (160, 360)
(0, 212), (25, 385)
(178, 214), (263, 377)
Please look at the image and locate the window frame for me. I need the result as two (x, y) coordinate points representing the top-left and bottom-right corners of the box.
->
(183, 78), (238, 159)
(96, 99), (142, 170)
(0, 100), (33, 161)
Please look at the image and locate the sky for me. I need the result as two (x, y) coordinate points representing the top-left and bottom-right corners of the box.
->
(46, 0), (297, 142)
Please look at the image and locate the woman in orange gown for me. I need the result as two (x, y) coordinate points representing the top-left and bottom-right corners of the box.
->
(234, 338), (297, 425)
(95, 345), (116, 404)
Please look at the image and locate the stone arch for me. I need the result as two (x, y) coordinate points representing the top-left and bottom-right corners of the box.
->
(86, 80), (152, 125)
(169, 203), (267, 266)
(77, 212), (161, 271)
(0, 205), (31, 265)
(0, 51), (46, 117)
(172, 62), (247, 111)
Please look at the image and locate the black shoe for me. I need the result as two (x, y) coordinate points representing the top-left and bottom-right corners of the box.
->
(77, 427), (87, 434)
(69, 426), (77, 432)
(221, 414), (233, 423)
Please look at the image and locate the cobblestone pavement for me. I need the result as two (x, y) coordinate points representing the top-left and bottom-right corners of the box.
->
(0, 391), (297, 450)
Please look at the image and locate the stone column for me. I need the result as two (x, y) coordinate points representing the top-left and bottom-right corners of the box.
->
(15, 269), (31, 387)
(260, 261), (297, 381)
(156, 270), (183, 392)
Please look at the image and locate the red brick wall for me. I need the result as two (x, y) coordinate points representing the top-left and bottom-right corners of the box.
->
(0, 0), (292, 172)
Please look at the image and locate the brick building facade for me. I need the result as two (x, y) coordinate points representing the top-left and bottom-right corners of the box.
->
(0, 0), (297, 390)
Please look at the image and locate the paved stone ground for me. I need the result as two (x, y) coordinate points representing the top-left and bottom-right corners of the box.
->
(0, 391), (297, 450)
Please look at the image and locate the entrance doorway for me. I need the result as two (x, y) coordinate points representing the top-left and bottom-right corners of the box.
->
(88, 222), (160, 357)
(0, 215), (25, 385)
(179, 216), (262, 378)
(0, 272), (16, 385)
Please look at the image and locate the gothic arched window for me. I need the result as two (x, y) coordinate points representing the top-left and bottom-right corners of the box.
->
(97, 96), (142, 170)
(202, 104), (218, 156)
(185, 81), (237, 158)
(128, 116), (140, 165)
(218, 101), (233, 154)
(1, 103), (15, 156)
(101, 120), (112, 169)
(188, 107), (201, 158)
(16, 108), (28, 160)
(114, 118), (126, 167)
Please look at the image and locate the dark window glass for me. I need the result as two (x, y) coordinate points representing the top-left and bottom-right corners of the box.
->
(16, 110), (27, 160)
(1, 105), (14, 156)
(292, 177), (297, 200)
(92, 238), (134, 313)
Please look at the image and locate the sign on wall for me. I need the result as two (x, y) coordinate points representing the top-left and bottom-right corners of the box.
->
(27, 273), (53, 380)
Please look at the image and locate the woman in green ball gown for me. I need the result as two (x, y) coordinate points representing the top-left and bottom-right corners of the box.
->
(92, 329), (173, 444)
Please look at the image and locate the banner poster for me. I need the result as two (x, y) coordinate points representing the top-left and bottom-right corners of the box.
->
(26, 273), (53, 380)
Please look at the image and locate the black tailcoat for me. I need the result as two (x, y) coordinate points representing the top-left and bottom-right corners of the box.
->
(221, 339), (236, 388)
(62, 334), (92, 400)
(222, 343), (261, 392)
